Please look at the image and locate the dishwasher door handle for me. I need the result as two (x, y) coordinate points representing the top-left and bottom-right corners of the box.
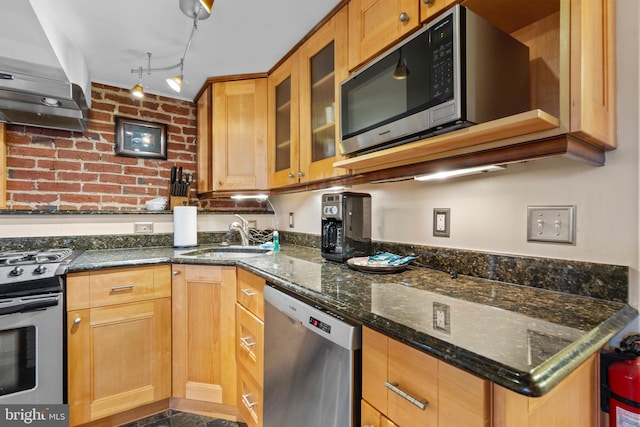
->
(384, 381), (428, 410)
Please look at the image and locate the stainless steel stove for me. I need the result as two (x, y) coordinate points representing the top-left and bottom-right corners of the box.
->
(0, 248), (80, 404)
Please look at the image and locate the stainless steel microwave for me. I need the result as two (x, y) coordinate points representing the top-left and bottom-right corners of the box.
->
(339, 5), (530, 156)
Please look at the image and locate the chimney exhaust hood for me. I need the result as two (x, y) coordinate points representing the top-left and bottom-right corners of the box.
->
(0, 58), (89, 132)
(0, 1), (91, 132)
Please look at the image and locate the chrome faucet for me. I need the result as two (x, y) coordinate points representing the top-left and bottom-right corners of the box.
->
(229, 214), (251, 246)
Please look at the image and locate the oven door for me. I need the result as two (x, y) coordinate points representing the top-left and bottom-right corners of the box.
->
(0, 293), (63, 404)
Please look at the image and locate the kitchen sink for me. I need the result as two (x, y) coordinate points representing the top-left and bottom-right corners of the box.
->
(178, 245), (272, 258)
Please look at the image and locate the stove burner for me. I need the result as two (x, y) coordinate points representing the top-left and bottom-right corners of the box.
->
(0, 249), (73, 266)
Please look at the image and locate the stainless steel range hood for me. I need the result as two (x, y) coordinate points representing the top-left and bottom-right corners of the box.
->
(0, 1), (91, 132)
(0, 58), (89, 132)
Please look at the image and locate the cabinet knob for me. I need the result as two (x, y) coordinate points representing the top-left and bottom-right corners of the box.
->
(172, 270), (180, 276)
(422, 0), (434, 4)
(399, 12), (409, 22)
(216, 180), (222, 186)
(74, 317), (81, 325)
(297, 171), (305, 177)
(287, 173), (295, 179)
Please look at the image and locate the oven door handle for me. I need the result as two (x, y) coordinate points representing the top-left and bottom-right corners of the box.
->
(0, 296), (60, 316)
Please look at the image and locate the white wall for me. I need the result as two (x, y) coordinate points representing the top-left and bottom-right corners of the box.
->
(271, 0), (640, 312)
(0, 213), (276, 237)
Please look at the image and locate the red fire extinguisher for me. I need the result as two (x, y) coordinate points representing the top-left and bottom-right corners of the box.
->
(601, 334), (640, 427)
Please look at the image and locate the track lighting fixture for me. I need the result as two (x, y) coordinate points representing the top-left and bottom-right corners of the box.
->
(129, 0), (213, 97)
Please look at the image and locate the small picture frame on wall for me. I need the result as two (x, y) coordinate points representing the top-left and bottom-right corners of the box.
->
(115, 117), (167, 159)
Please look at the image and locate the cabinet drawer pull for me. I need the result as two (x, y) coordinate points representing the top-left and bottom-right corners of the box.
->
(384, 381), (427, 410)
(399, 12), (409, 22)
(111, 284), (135, 292)
(240, 336), (256, 348)
(242, 392), (258, 408)
(241, 288), (257, 297)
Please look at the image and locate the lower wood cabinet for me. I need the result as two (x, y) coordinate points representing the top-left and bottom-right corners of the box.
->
(361, 399), (398, 427)
(66, 265), (172, 427)
(492, 353), (598, 427)
(171, 264), (237, 405)
(236, 268), (266, 427)
(362, 326), (490, 427)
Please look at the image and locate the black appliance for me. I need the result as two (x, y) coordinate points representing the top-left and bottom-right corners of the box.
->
(340, 4), (530, 156)
(321, 192), (372, 262)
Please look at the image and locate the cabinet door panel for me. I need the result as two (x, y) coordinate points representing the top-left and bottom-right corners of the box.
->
(387, 338), (438, 426)
(172, 265), (237, 405)
(348, 0), (419, 70)
(213, 79), (267, 190)
(438, 362), (490, 427)
(268, 55), (300, 187)
(67, 299), (171, 425)
(362, 327), (389, 415)
(299, 6), (349, 183)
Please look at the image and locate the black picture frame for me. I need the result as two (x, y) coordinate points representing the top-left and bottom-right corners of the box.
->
(115, 117), (167, 159)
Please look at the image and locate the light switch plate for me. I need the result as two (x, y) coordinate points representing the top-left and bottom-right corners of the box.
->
(527, 205), (575, 244)
(433, 208), (450, 237)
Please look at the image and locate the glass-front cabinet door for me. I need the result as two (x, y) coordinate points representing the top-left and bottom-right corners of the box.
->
(268, 6), (348, 189)
(268, 54), (299, 188)
(299, 6), (348, 183)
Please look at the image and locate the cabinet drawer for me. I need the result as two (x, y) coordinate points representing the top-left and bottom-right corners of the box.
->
(237, 268), (265, 320)
(67, 265), (171, 310)
(238, 365), (263, 427)
(386, 337), (438, 426)
(363, 327), (438, 427)
(236, 303), (264, 386)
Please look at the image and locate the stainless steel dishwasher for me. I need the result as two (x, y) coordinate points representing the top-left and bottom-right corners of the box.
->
(263, 284), (361, 427)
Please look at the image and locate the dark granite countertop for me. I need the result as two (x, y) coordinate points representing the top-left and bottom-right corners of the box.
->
(67, 244), (638, 397)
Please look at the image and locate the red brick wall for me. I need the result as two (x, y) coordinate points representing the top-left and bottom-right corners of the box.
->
(5, 83), (197, 210)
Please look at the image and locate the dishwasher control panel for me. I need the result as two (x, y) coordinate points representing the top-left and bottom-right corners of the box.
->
(309, 316), (331, 334)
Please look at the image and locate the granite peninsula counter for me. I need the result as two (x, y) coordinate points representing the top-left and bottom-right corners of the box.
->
(67, 244), (638, 397)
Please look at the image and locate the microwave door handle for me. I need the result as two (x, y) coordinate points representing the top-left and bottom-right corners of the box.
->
(0, 296), (60, 316)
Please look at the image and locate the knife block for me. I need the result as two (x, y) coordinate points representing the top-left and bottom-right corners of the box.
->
(168, 185), (189, 209)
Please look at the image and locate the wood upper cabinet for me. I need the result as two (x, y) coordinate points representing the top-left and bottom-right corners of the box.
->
(336, 0), (616, 173)
(348, 0), (420, 71)
(268, 54), (299, 188)
(66, 265), (172, 427)
(172, 264), (237, 405)
(268, 6), (348, 188)
(213, 79), (268, 191)
(362, 326), (490, 427)
(421, 0), (457, 23)
(195, 78), (268, 193)
(196, 85), (212, 193)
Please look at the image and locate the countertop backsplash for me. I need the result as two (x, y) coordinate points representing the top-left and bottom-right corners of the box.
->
(0, 229), (628, 303)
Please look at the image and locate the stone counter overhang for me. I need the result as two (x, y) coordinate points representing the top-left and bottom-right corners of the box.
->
(67, 244), (638, 398)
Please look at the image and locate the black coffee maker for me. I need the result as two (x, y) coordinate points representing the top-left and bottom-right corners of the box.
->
(321, 192), (372, 262)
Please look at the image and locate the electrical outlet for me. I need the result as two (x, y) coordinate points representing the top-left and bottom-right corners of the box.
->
(134, 222), (154, 234)
(433, 302), (450, 334)
(433, 208), (450, 237)
(289, 212), (295, 228)
(248, 220), (258, 229)
(527, 205), (575, 244)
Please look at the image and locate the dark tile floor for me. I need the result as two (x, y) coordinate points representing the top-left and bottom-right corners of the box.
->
(119, 410), (248, 427)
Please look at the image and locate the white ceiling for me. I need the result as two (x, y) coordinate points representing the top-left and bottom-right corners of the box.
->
(0, 0), (342, 101)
